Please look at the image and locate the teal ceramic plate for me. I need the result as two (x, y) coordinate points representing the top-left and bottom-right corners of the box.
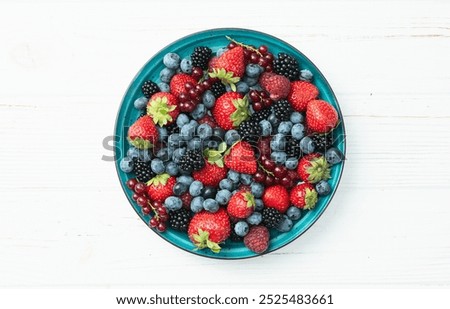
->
(114, 28), (346, 259)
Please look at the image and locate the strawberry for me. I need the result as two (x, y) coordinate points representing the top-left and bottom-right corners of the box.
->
(209, 46), (245, 91)
(306, 100), (338, 133)
(259, 72), (291, 101)
(146, 173), (176, 202)
(227, 190), (255, 219)
(287, 81), (319, 112)
(193, 161), (228, 187)
(169, 73), (197, 97)
(224, 141), (257, 174)
(290, 183), (318, 210)
(146, 92), (179, 126)
(244, 225), (270, 254)
(212, 92), (250, 130)
(262, 185), (290, 213)
(297, 153), (331, 184)
(188, 208), (231, 253)
(127, 115), (159, 149)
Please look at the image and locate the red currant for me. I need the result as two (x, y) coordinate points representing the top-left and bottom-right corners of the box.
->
(249, 90), (260, 102)
(136, 196), (148, 207)
(179, 92), (189, 102)
(134, 182), (146, 194)
(126, 178), (137, 190)
(258, 45), (268, 55)
(265, 53), (274, 61)
(254, 171), (265, 183)
(142, 206), (151, 215)
(265, 65), (272, 72)
(132, 193), (140, 201)
(250, 53), (259, 64)
(157, 223), (167, 232)
(274, 166), (287, 178)
(185, 82), (194, 91)
(192, 67), (203, 80)
(263, 159), (276, 171)
(265, 175), (275, 186)
(149, 218), (158, 228)
(201, 79), (212, 89)
(228, 42), (236, 49)
(253, 102), (263, 111)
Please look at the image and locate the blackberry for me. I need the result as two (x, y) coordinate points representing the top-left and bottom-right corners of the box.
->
(237, 118), (261, 145)
(141, 80), (160, 98)
(191, 46), (212, 70)
(178, 149), (205, 173)
(133, 159), (155, 183)
(310, 133), (334, 153)
(273, 53), (300, 81)
(168, 208), (191, 231)
(250, 108), (271, 123)
(273, 99), (293, 122)
(165, 122), (180, 135)
(285, 136), (302, 159)
(262, 207), (283, 228)
(210, 81), (226, 98)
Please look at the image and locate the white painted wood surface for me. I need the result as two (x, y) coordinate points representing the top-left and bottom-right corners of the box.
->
(1, 0), (449, 287)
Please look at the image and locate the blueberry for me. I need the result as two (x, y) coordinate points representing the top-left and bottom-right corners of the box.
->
(291, 123), (305, 140)
(165, 161), (179, 176)
(245, 64), (263, 78)
(202, 186), (217, 199)
(202, 90), (216, 109)
(156, 126), (168, 141)
(156, 147), (172, 161)
(271, 151), (287, 164)
(254, 199), (264, 211)
(150, 158), (165, 174)
(285, 157), (299, 170)
(189, 180), (204, 197)
(191, 104), (206, 120)
(176, 113), (190, 128)
(227, 170), (240, 184)
(180, 123), (196, 141)
(164, 196), (182, 211)
(180, 58), (193, 74)
(215, 189), (232, 205)
(187, 137), (202, 151)
(300, 136), (315, 154)
(250, 182), (264, 198)
(119, 157), (134, 173)
(177, 175), (194, 186)
(290, 112), (304, 124)
(325, 147), (344, 165)
(168, 133), (183, 148)
(172, 182), (188, 196)
(238, 174), (251, 186)
(278, 121), (293, 135)
(286, 206), (302, 221)
(247, 212), (262, 225)
(216, 47), (228, 57)
(127, 147), (140, 160)
(224, 130), (240, 146)
(203, 198), (219, 213)
(234, 221), (249, 237)
(219, 178), (234, 191)
(276, 215), (293, 232)
(270, 134), (286, 151)
(316, 180), (331, 196)
(138, 149), (152, 162)
(134, 96), (148, 110)
(259, 120), (272, 136)
(190, 196), (204, 213)
(203, 139), (219, 150)
(160, 67), (175, 83)
(163, 53), (180, 69)
(172, 147), (186, 163)
(213, 127), (225, 139)
(268, 113), (280, 127)
(236, 81), (249, 94)
(299, 69), (313, 81)
(197, 123), (213, 140)
(243, 76), (258, 86)
(158, 82), (170, 92)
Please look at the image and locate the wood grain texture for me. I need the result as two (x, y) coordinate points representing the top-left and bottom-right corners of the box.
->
(0, 0), (449, 287)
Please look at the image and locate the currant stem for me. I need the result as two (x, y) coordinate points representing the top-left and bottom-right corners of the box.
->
(225, 36), (263, 57)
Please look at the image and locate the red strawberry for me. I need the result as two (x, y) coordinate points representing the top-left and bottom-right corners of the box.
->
(297, 153), (331, 184)
(209, 46), (245, 91)
(212, 92), (250, 130)
(188, 208), (231, 253)
(227, 190), (255, 219)
(262, 185), (290, 213)
(244, 225), (270, 254)
(290, 183), (318, 210)
(147, 92), (179, 126)
(193, 161), (228, 187)
(146, 173), (176, 202)
(224, 141), (257, 174)
(259, 72), (291, 101)
(306, 100), (338, 133)
(197, 114), (217, 128)
(127, 115), (159, 149)
(287, 81), (319, 112)
(169, 73), (197, 97)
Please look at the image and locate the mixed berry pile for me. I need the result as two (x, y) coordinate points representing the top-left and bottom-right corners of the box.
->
(120, 37), (344, 255)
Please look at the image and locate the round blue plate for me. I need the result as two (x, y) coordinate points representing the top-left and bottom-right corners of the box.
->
(114, 28), (346, 259)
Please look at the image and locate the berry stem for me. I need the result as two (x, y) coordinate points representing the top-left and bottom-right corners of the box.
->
(225, 36), (263, 57)
(258, 162), (274, 176)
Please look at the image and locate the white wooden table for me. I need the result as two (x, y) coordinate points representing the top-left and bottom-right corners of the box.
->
(1, 0), (449, 288)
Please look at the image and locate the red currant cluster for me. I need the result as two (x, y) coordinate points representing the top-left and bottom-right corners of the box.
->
(126, 178), (169, 232)
(227, 42), (274, 72)
(178, 72), (215, 113)
(248, 89), (273, 111)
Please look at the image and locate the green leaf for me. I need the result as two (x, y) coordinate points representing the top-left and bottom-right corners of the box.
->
(218, 142), (227, 153)
(146, 173), (170, 186)
(306, 156), (331, 183)
(128, 137), (153, 150)
(147, 96), (175, 127)
(304, 188), (318, 210)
